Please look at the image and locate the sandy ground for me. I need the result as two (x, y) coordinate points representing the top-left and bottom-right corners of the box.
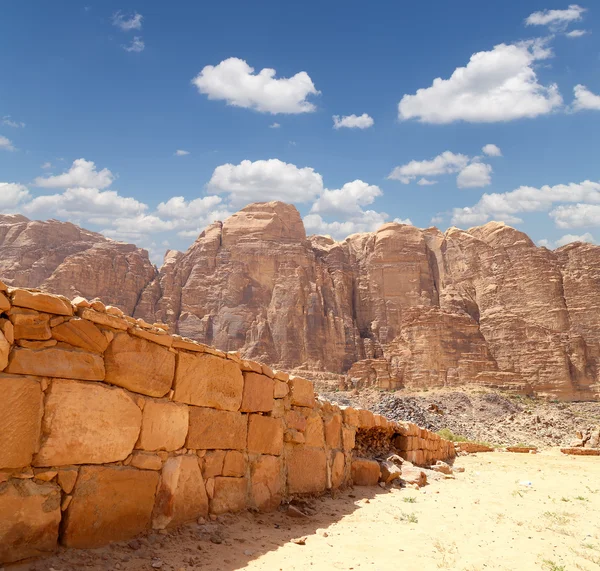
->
(13, 450), (600, 571)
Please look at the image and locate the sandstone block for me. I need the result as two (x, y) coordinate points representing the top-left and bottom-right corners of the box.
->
(251, 455), (282, 511)
(0, 479), (61, 564)
(137, 399), (189, 452)
(351, 459), (380, 486)
(0, 291), (9, 311)
(57, 469), (78, 494)
(0, 331), (8, 371)
(289, 376), (315, 407)
(130, 326), (173, 348)
(130, 451), (163, 471)
(210, 477), (247, 514)
(325, 414), (342, 449)
(379, 460), (402, 483)
(401, 465), (427, 488)
(0, 375), (43, 468)
(274, 379), (289, 398)
(187, 407), (247, 450)
(0, 318), (14, 344)
(304, 414), (325, 447)
(52, 318), (109, 353)
(223, 450), (246, 477)
(6, 345), (105, 381)
(240, 372), (274, 412)
(342, 426), (356, 451)
(77, 307), (129, 330)
(62, 466), (159, 548)
(286, 447), (327, 494)
(331, 450), (345, 488)
(203, 450), (226, 478)
(153, 456), (208, 529)
(247, 415), (283, 455)
(35, 379), (141, 466)
(9, 308), (51, 340)
(105, 332), (175, 397)
(358, 409), (374, 429)
(341, 406), (360, 427)
(173, 352), (243, 411)
(11, 289), (73, 316)
(285, 409), (307, 431)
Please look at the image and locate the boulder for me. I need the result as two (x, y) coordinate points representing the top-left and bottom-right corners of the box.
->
(136, 399), (189, 452)
(62, 465), (159, 548)
(240, 372), (274, 412)
(379, 460), (402, 484)
(187, 407), (247, 450)
(247, 415), (283, 455)
(286, 446), (327, 494)
(0, 374), (43, 468)
(250, 455), (283, 511)
(401, 465), (427, 488)
(173, 352), (243, 411)
(34, 379), (141, 466)
(351, 459), (381, 486)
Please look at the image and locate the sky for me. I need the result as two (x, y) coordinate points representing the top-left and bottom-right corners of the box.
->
(1, 1), (600, 265)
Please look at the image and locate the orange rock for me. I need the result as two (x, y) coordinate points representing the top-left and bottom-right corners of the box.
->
(247, 415), (283, 455)
(331, 450), (345, 488)
(130, 451), (163, 471)
(136, 399), (189, 452)
(273, 379), (289, 398)
(187, 407), (247, 450)
(286, 446), (327, 494)
(34, 379), (141, 466)
(153, 456), (208, 529)
(222, 450), (246, 477)
(285, 409), (307, 431)
(210, 477), (247, 514)
(304, 414), (325, 448)
(240, 372), (274, 413)
(57, 468), (79, 494)
(0, 331), (9, 371)
(289, 376), (315, 407)
(202, 450), (226, 478)
(342, 426), (355, 451)
(62, 466), (159, 548)
(0, 479), (61, 564)
(51, 318), (109, 353)
(11, 289), (73, 316)
(351, 459), (380, 486)
(104, 332), (175, 397)
(0, 291), (9, 312)
(324, 414), (342, 449)
(173, 352), (243, 411)
(250, 455), (283, 511)
(9, 308), (51, 340)
(77, 307), (129, 330)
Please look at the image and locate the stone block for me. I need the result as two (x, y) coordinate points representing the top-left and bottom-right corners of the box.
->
(137, 399), (189, 452)
(223, 450), (246, 477)
(289, 376), (314, 407)
(130, 451), (163, 471)
(351, 459), (380, 486)
(341, 406), (360, 427)
(324, 414), (342, 449)
(285, 409), (307, 431)
(0, 374), (43, 469)
(247, 415), (283, 455)
(57, 468), (78, 494)
(9, 308), (51, 340)
(342, 426), (356, 451)
(202, 450), (226, 478)
(331, 450), (345, 488)
(187, 407), (247, 450)
(304, 414), (325, 447)
(0, 291), (9, 312)
(34, 379), (141, 466)
(52, 318), (109, 353)
(105, 332), (175, 397)
(251, 455), (283, 512)
(286, 446), (327, 494)
(358, 409), (374, 429)
(153, 456), (208, 529)
(62, 466), (159, 548)
(11, 290), (73, 316)
(0, 479), (61, 564)
(210, 477), (247, 514)
(273, 379), (289, 398)
(6, 346), (105, 381)
(77, 307), (128, 330)
(173, 352), (243, 411)
(240, 372), (274, 412)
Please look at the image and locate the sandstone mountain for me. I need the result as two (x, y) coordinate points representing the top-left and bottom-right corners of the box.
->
(2, 204), (599, 400)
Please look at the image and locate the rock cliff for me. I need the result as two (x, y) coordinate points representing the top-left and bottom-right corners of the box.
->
(2, 204), (599, 400)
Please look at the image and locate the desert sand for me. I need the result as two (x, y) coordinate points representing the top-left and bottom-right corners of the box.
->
(15, 450), (600, 571)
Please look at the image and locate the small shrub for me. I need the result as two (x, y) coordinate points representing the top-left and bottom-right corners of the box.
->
(397, 511), (419, 524)
(436, 428), (468, 443)
(402, 496), (417, 503)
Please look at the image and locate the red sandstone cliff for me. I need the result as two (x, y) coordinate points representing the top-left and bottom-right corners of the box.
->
(2, 204), (599, 400)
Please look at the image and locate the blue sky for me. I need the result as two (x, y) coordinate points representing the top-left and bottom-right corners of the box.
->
(1, 1), (600, 264)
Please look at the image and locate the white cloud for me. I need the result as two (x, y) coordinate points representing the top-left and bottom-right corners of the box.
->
(393, 217), (413, 225)
(310, 180), (382, 217)
(388, 151), (470, 184)
(156, 195), (224, 221)
(550, 203), (600, 228)
(192, 57), (319, 114)
(431, 215), (445, 225)
(304, 210), (389, 239)
(41, 162), (53, 169)
(398, 40), (562, 124)
(175, 149), (190, 156)
(0, 183), (30, 209)
(571, 84), (600, 112)
(332, 113), (374, 129)
(566, 29), (588, 38)
(34, 158), (115, 189)
(123, 37), (145, 53)
(451, 180), (600, 226)
(112, 11), (143, 31)
(555, 232), (596, 247)
(208, 159), (323, 207)
(525, 5), (585, 30)
(417, 178), (438, 186)
(2, 116), (25, 128)
(0, 135), (15, 151)
(537, 238), (551, 248)
(23, 187), (147, 220)
(269, 122), (281, 129)
(482, 144), (502, 157)
(457, 162), (493, 189)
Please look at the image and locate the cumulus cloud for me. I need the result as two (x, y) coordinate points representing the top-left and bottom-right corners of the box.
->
(566, 29), (588, 38)
(0, 135), (15, 151)
(0, 183), (30, 209)
(112, 11), (143, 31)
(269, 122), (281, 129)
(310, 180), (382, 217)
(304, 210), (389, 239)
(175, 149), (190, 156)
(388, 151), (470, 184)
(555, 232), (596, 247)
(482, 144), (502, 157)
(156, 195), (224, 221)
(571, 85), (600, 112)
(417, 178), (438, 186)
(208, 158), (323, 207)
(123, 37), (145, 53)
(457, 162), (493, 189)
(34, 158), (115, 189)
(41, 162), (52, 169)
(332, 113), (374, 129)
(451, 180), (600, 226)
(550, 203), (600, 228)
(2, 116), (25, 128)
(525, 5), (585, 30)
(398, 40), (562, 124)
(192, 57), (319, 114)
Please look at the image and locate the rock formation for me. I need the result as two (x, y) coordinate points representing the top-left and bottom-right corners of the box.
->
(2, 203), (600, 400)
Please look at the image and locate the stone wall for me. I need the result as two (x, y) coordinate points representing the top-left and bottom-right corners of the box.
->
(0, 282), (454, 564)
